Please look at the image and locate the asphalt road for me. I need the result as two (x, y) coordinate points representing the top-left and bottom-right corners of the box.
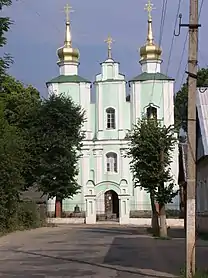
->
(0, 225), (207, 278)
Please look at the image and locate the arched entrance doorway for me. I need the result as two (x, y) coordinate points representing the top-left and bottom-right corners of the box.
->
(104, 190), (119, 219)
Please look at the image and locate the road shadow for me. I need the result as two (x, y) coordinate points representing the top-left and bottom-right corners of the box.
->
(81, 226), (150, 236)
(103, 236), (208, 276)
(81, 226), (186, 239)
(146, 227), (186, 239)
(1, 249), (175, 278)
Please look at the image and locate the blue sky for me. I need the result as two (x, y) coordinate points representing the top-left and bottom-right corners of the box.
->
(2, 0), (208, 97)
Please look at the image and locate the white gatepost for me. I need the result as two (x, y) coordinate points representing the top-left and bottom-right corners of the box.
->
(119, 195), (130, 225)
(119, 180), (130, 225)
(85, 181), (96, 224)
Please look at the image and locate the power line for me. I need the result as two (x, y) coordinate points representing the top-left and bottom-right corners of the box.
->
(175, 0), (205, 90)
(156, 0), (183, 123)
(164, 0), (205, 127)
(149, 0), (168, 102)
(165, 0), (182, 75)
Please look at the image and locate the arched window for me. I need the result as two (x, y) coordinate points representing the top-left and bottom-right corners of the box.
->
(106, 152), (117, 173)
(106, 107), (115, 129)
(147, 106), (157, 119)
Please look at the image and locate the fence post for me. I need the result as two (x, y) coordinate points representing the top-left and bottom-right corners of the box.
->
(85, 195), (96, 224)
(119, 195), (130, 225)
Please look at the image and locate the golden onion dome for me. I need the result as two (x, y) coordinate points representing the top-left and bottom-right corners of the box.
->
(140, 1), (162, 62)
(57, 20), (79, 64)
(140, 41), (162, 61)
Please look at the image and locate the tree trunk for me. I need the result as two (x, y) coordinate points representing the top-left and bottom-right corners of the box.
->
(159, 204), (168, 238)
(150, 193), (159, 236)
(55, 197), (62, 218)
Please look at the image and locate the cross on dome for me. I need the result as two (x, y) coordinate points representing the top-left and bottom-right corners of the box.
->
(144, 0), (155, 20)
(64, 3), (74, 22)
(104, 35), (115, 59)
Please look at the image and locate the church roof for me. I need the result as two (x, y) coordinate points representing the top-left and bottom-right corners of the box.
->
(129, 72), (174, 82)
(46, 75), (91, 84)
(20, 185), (47, 204)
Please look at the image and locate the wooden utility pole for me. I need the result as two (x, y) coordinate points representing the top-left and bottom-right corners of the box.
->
(174, 1), (200, 276)
(186, 0), (199, 277)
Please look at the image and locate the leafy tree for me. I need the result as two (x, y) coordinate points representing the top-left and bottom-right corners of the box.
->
(0, 74), (40, 124)
(128, 118), (178, 237)
(0, 74), (41, 189)
(174, 68), (208, 132)
(0, 106), (26, 231)
(24, 94), (85, 216)
(0, 0), (13, 82)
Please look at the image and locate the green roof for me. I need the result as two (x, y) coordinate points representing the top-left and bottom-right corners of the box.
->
(94, 79), (126, 84)
(129, 72), (174, 82)
(46, 75), (91, 84)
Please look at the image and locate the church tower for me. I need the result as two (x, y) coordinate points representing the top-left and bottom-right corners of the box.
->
(129, 0), (175, 128)
(46, 4), (92, 140)
(129, 0), (179, 205)
(94, 36), (129, 141)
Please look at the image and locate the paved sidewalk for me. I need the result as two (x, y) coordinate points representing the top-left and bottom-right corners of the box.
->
(0, 225), (207, 277)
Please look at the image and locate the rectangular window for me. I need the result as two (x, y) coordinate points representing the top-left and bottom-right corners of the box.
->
(107, 115), (115, 129)
(106, 108), (116, 129)
(114, 161), (117, 172)
(107, 162), (110, 172)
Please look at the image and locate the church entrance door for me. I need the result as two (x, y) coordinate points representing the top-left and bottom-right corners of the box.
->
(104, 190), (119, 220)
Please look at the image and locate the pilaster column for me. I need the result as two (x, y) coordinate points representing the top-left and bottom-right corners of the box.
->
(93, 148), (103, 184)
(120, 148), (130, 181)
(81, 148), (90, 196)
(98, 85), (103, 131)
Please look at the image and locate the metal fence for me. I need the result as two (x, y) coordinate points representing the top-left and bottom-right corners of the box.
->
(47, 201), (85, 218)
(130, 202), (181, 218)
(96, 199), (119, 222)
(46, 199), (181, 219)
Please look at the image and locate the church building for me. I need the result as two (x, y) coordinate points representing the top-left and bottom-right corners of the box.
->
(46, 1), (179, 223)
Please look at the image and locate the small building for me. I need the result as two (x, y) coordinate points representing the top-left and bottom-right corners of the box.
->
(196, 86), (208, 232)
(178, 86), (208, 232)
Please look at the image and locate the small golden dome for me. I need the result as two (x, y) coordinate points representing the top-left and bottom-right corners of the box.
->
(139, 16), (162, 62)
(57, 19), (79, 64)
(140, 43), (162, 61)
(57, 44), (79, 63)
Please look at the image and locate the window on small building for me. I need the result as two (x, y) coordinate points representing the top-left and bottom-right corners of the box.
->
(147, 106), (157, 119)
(106, 107), (116, 129)
(106, 152), (118, 173)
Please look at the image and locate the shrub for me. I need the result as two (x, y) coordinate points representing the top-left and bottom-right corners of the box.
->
(17, 201), (46, 229)
(0, 200), (46, 235)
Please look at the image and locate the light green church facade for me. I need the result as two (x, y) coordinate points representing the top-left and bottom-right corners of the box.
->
(46, 5), (179, 223)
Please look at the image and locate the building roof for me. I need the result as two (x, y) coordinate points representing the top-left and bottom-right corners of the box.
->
(196, 87), (208, 160)
(21, 186), (47, 204)
(129, 72), (174, 82)
(46, 75), (91, 84)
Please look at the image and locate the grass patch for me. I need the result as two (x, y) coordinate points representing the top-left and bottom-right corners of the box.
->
(197, 232), (208, 241)
(146, 227), (172, 239)
(180, 267), (208, 277)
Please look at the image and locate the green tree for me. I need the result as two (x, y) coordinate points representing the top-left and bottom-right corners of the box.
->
(174, 67), (208, 132)
(0, 0), (13, 81)
(0, 107), (26, 231)
(0, 75), (40, 124)
(0, 74), (41, 188)
(128, 118), (178, 237)
(25, 94), (85, 216)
